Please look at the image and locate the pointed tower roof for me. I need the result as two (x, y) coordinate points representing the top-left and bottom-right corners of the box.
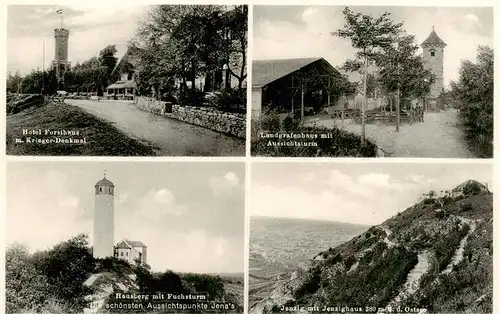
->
(421, 27), (447, 47)
(95, 171), (114, 187)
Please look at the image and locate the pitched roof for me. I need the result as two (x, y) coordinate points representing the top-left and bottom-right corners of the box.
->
(127, 240), (147, 247)
(95, 177), (114, 187)
(421, 28), (447, 47)
(115, 239), (147, 249)
(106, 80), (136, 90)
(111, 46), (141, 78)
(252, 57), (323, 87)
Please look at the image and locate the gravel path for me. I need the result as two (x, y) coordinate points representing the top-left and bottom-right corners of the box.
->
(66, 99), (245, 156)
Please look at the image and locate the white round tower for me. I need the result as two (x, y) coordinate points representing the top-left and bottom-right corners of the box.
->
(93, 173), (115, 259)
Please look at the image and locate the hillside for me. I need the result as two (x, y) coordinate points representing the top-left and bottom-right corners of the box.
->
(5, 235), (243, 314)
(6, 93), (156, 156)
(250, 181), (492, 314)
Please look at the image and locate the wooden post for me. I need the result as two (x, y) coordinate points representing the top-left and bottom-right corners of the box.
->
(361, 56), (367, 144)
(301, 84), (305, 120)
(396, 88), (400, 132)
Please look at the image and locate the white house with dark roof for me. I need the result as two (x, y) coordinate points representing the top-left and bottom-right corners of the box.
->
(114, 239), (148, 265)
(105, 46), (141, 100)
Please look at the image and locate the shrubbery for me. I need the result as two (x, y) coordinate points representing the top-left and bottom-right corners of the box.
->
(207, 88), (246, 114)
(451, 46), (493, 158)
(5, 234), (94, 314)
(251, 110), (377, 157)
(6, 93), (44, 115)
(176, 88), (206, 107)
(462, 180), (486, 196)
(434, 224), (471, 272)
(182, 273), (226, 300)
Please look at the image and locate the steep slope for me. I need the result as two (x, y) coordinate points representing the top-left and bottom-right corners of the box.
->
(251, 187), (492, 314)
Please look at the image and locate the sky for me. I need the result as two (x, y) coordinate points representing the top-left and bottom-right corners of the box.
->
(253, 5), (493, 89)
(6, 162), (245, 274)
(7, 4), (149, 75)
(251, 162), (492, 226)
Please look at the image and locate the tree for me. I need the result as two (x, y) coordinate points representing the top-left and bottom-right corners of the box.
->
(221, 5), (248, 89)
(31, 234), (94, 309)
(135, 5), (247, 98)
(332, 7), (403, 143)
(374, 34), (434, 131)
(6, 71), (23, 93)
(450, 45), (493, 157)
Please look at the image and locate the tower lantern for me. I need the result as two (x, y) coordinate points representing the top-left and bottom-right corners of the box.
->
(421, 27), (447, 100)
(93, 173), (115, 259)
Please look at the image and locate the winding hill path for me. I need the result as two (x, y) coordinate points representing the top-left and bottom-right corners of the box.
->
(385, 250), (432, 310)
(384, 215), (477, 312)
(442, 216), (477, 274)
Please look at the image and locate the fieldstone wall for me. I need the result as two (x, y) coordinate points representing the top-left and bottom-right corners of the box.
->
(135, 97), (246, 139)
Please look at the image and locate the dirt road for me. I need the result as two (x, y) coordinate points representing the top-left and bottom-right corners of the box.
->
(309, 110), (474, 158)
(66, 99), (245, 156)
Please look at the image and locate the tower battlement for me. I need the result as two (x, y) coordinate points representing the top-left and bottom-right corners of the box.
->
(54, 28), (69, 37)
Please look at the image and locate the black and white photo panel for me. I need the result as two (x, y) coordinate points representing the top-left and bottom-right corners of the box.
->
(6, 161), (245, 313)
(249, 162), (493, 313)
(250, 5), (493, 158)
(6, 5), (248, 156)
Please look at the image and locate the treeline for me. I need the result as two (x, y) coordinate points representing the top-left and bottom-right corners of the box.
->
(6, 45), (119, 95)
(450, 45), (494, 158)
(133, 5), (247, 98)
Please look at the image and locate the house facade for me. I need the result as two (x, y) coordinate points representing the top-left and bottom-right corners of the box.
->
(105, 46), (139, 100)
(251, 57), (352, 119)
(114, 239), (147, 265)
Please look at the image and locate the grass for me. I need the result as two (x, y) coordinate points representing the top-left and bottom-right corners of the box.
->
(6, 102), (156, 156)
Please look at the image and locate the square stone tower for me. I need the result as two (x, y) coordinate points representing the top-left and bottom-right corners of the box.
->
(421, 27), (447, 99)
(52, 28), (71, 87)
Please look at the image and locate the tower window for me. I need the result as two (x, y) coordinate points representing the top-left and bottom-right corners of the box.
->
(99, 187), (102, 192)
(430, 50), (435, 57)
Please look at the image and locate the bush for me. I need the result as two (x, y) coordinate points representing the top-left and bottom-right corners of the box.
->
(177, 87), (205, 107)
(463, 181), (485, 196)
(208, 88), (246, 114)
(451, 46), (493, 158)
(5, 234), (94, 314)
(7, 94), (44, 115)
(460, 202), (474, 212)
(94, 256), (133, 275)
(251, 123), (378, 157)
(282, 116), (301, 132)
(182, 273), (225, 300)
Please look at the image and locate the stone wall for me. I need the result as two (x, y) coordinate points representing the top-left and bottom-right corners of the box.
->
(135, 97), (246, 139)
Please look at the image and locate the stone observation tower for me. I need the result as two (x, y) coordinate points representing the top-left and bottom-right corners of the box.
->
(93, 172), (115, 259)
(421, 27), (446, 99)
(52, 9), (71, 86)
